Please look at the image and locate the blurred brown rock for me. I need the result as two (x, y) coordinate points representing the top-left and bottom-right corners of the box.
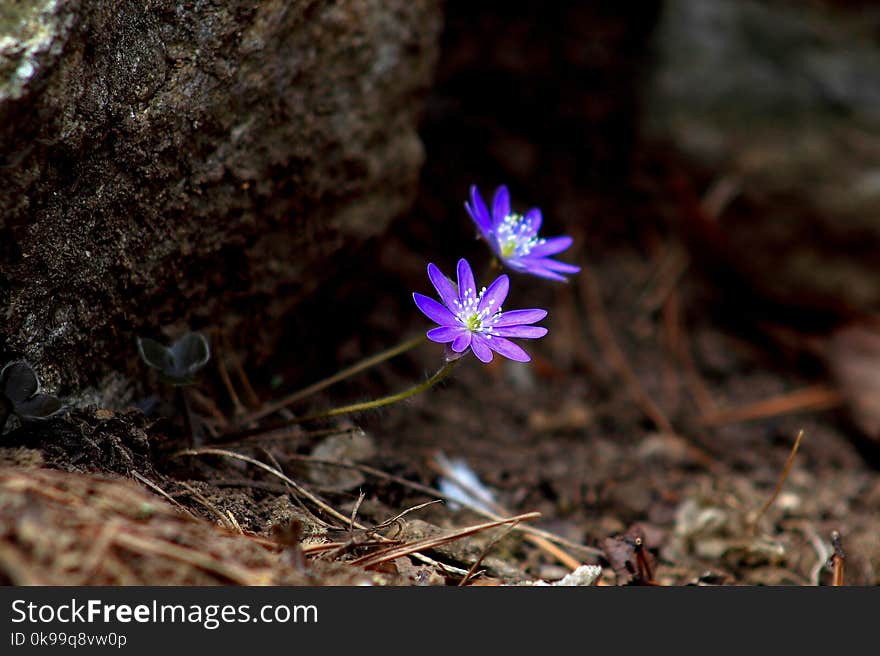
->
(0, 0), (442, 389)
(646, 0), (880, 313)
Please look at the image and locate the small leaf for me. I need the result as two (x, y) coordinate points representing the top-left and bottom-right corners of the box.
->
(15, 393), (63, 419)
(0, 361), (39, 404)
(169, 332), (211, 379)
(137, 337), (174, 373)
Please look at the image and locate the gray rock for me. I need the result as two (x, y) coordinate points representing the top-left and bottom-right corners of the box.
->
(646, 0), (880, 310)
(0, 0), (441, 390)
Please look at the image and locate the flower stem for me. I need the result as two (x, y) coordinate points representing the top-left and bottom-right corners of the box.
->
(214, 357), (459, 443)
(243, 333), (429, 423)
(294, 358), (460, 423)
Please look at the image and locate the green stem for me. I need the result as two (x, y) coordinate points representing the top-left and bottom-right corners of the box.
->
(244, 333), (428, 423)
(295, 358), (460, 423)
(215, 357), (460, 443)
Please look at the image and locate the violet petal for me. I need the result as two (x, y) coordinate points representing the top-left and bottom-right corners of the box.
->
(492, 308), (548, 327)
(486, 336), (531, 362)
(528, 236), (573, 258)
(413, 293), (458, 326)
(491, 325), (548, 339)
(456, 258), (476, 299)
(470, 335), (494, 363)
(427, 326), (465, 344)
(478, 274), (509, 316)
(427, 263), (459, 309)
(451, 331), (473, 353)
(466, 185), (492, 234)
(492, 185), (510, 229)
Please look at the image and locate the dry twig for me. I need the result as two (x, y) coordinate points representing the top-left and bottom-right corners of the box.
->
(112, 532), (269, 585)
(750, 429), (805, 534)
(578, 263), (675, 436)
(427, 453), (588, 570)
(458, 522), (519, 586)
(283, 450), (604, 560)
(224, 336), (261, 409)
(349, 512), (541, 569)
(830, 530), (845, 587)
(216, 345), (247, 419)
(699, 386), (842, 427)
(176, 448), (470, 576)
(129, 470), (200, 522)
(176, 480), (237, 531)
(259, 447), (339, 531)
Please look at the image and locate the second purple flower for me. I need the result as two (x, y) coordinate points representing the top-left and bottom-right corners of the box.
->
(413, 258), (548, 363)
(465, 184), (581, 282)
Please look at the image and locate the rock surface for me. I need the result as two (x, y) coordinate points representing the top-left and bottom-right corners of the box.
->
(646, 0), (880, 313)
(0, 0), (441, 390)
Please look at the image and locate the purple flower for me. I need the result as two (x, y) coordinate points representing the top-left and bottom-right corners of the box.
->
(413, 258), (548, 363)
(465, 184), (581, 282)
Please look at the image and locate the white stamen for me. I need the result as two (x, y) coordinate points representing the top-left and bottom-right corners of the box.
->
(455, 285), (504, 334)
(495, 213), (546, 258)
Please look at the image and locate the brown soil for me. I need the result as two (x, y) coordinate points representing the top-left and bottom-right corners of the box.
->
(3, 219), (877, 586)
